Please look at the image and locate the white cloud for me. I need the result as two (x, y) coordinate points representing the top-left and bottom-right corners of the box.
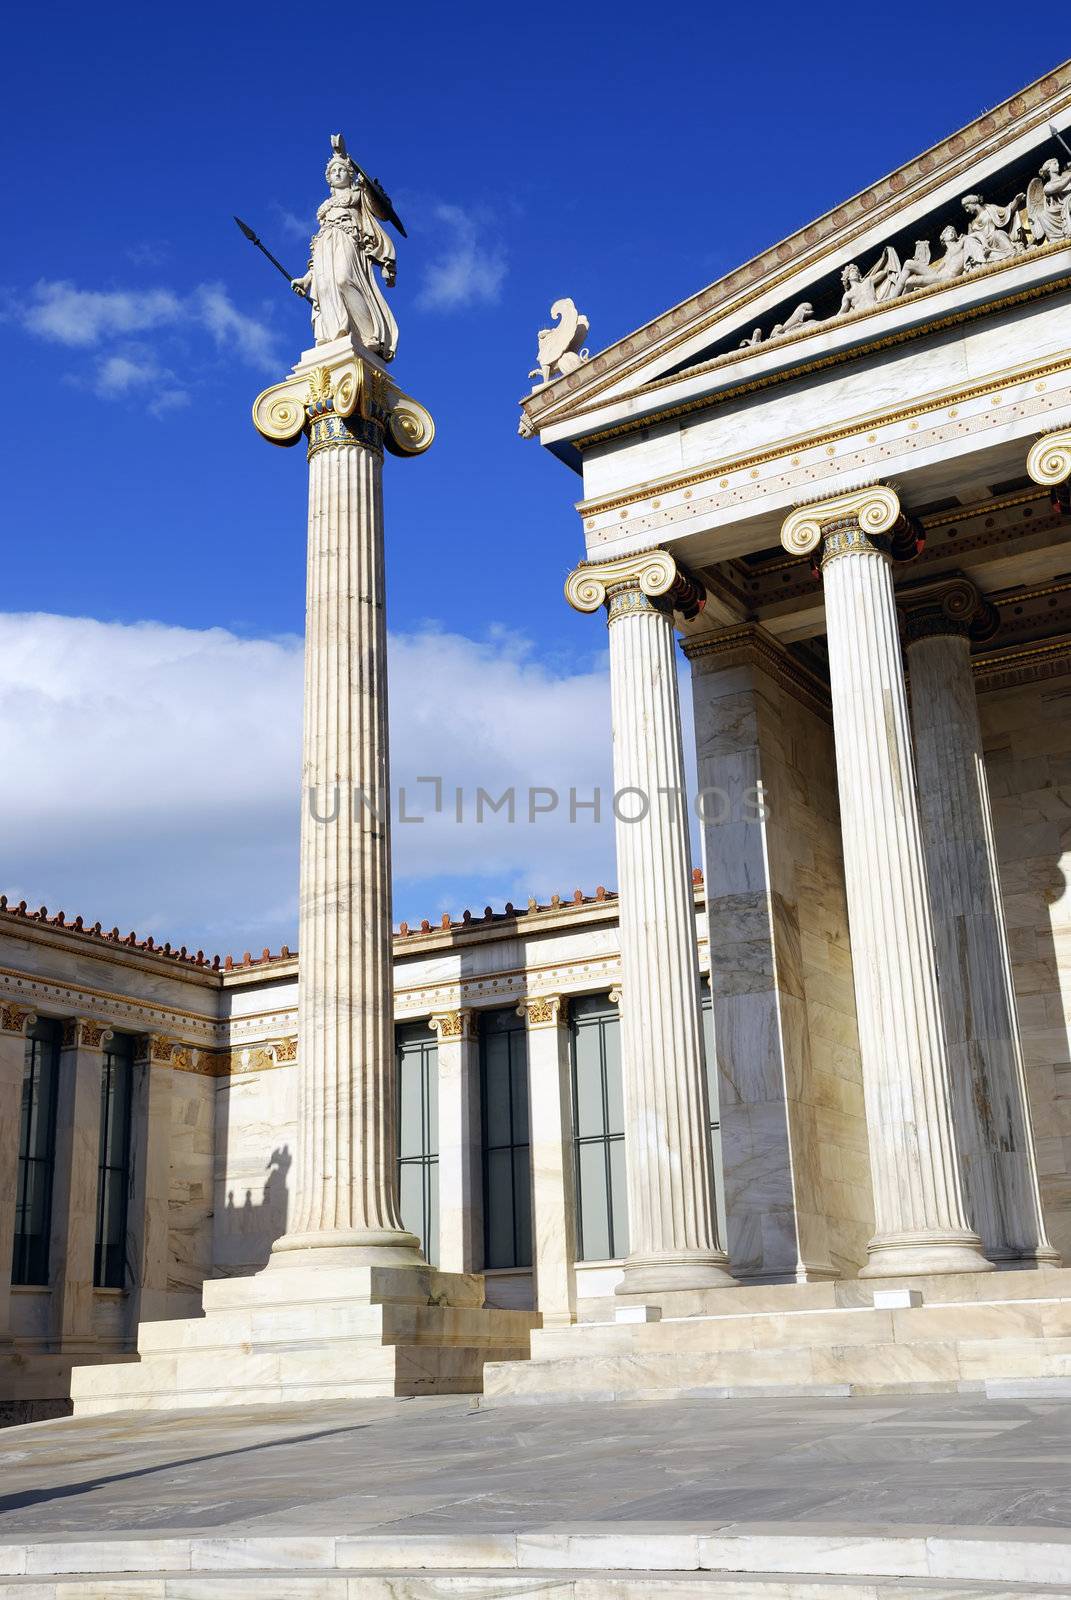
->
(416, 205), (507, 312)
(15, 279), (281, 393)
(0, 612), (653, 955)
(23, 282), (183, 347)
(194, 282), (279, 368)
(273, 204), (311, 240)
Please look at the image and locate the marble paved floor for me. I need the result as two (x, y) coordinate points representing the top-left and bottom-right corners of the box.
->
(0, 1392), (1067, 1541)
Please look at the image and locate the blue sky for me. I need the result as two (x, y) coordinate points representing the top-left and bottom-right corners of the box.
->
(0, 4), (1062, 954)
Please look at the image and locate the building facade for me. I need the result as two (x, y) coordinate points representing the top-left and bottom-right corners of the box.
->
(4, 67), (1071, 1420)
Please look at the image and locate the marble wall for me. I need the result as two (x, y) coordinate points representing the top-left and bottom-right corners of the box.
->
(167, 1069), (215, 1309)
(690, 641), (871, 1281)
(980, 671), (1071, 1259)
(212, 1064), (297, 1277)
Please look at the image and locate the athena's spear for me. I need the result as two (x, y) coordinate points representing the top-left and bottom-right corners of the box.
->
(233, 217), (306, 303)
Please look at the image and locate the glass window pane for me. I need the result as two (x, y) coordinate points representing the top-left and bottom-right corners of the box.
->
(94, 1034), (133, 1289)
(577, 1141), (611, 1261)
(485, 1147), (515, 1267)
(512, 1147), (533, 1269)
(13, 1022), (61, 1287)
(424, 1041), (438, 1155)
(608, 1136), (630, 1259)
(426, 1160), (440, 1268)
(397, 1051), (424, 1158)
(602, 1016), (625, 1135)
(482, 1035), (512, 1147)
(510, 1036), (530, 1145)
(398, 1161), (425, 1246)
(573, 1024), (606, 1138)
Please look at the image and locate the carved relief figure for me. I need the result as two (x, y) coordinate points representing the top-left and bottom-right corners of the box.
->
(734, 140), (1069, 355)
(960, 192), (1025, 267)
(893, 226), (971, 294)
(1026, 157), (1071, 242)
(291, 133), (404, 360)
(529, 298), (590, 385)
(837, 249), (901, 314)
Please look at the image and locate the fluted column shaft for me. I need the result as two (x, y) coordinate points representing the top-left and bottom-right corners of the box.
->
(274, 414), (419, 1267)
(565, 549), (734, 1295)
(607, 584), (733, 1292)
(906, 613), (1056, 1264)
(782, 490), (990, 1277)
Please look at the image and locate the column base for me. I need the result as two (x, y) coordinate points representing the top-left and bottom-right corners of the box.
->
(270, 1225), (425, 1271)
(616, 1250), (737, 1295)
(859, 1230), (994, 1278)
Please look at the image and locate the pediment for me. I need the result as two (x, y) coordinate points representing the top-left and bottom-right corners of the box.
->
(522, 63), (1071, 462)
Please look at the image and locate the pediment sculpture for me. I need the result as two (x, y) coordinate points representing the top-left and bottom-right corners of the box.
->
(737, 148), (1071, 353)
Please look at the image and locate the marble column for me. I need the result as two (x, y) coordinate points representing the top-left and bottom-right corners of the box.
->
(49, 1020), (107, 1349)
(0, 1004), (34, 1342)
(517, 996), (577, 1324)
(781, 487), (990, 1277)
(431, 1010), (482, 1274)
(566, 550), (735, 1294)
(255, 341), (435, 1271)
(903, 579), (1057, 1265)
(126, 1036), (177, 1331)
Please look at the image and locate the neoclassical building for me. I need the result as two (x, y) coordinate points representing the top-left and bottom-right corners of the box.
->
(4, 65), (1071, 1421)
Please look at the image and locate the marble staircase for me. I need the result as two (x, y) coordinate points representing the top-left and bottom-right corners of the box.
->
(70, 1264), (538, 1415)
(483, 1267), (1071, 1403)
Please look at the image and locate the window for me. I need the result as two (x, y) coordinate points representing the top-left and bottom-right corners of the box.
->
(480, 1009), (532, 1269)
(94, 1032), (134, 1288)
(396, 1023), (438, 1265)
(12, 1019), (62, 1286)
(571, 994), (629, 1261)
(700, 978), (727, 1240)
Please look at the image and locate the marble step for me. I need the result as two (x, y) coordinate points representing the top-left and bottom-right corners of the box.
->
(72, 1336), (532, 1413)
(578, 1264), (1071, 1323)
(135, 1299), (536, 1353)
(200, 1262), (485, 1313)
(543, 1297), (1071, 1357)
(483, 1299), (1071, 1402)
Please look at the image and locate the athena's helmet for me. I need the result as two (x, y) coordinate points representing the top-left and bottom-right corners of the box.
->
(325, 132), (358, 185)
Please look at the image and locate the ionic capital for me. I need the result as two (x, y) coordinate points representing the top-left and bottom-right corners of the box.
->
(252, 351), (434, 461)
(898, 575), (999, 646)
(61, 1018), (114, 1051)
(429, 1009), (477, 1041)
(781, 484), (901, 564)
(1026, 427), (1071, 488)
(136, 1034), (178, 1065)
(0, 1002), (37, 1036)
(565, 549), (705, 622)
(516, 995), (569, 1029)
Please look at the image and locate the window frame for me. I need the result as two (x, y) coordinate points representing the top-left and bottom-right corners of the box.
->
(395, 1022), (439, 1266)
(570, 994), (629, 1263)
(478, 1008), (532, 1271)
(12, 1018), (62, 1287)
(94, 1032), (134, 1290)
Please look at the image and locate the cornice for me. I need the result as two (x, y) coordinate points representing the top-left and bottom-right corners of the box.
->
(972, 635), (1071, 692)
(522, 65), (1071, 431)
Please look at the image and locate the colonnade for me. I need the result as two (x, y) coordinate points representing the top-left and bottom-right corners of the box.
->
(564, 468), (1065, 1287)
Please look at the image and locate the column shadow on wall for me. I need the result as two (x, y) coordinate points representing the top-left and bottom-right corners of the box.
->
(215, 1142), (291, 1276)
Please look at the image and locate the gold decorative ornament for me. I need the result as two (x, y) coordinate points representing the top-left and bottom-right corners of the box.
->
(387, 395), (435, 456)
(1027, 427), (1071, 486)
(429, 1009), (475, 1039)
(516, 995), (568, 1028)
(565, 549), (679, 614)
(0, 1002), (36, 1035)
(780, 484), (901, 558)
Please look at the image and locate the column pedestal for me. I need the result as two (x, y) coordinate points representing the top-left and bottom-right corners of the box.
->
(567, 551), (734, 1296)
(781, 488), (991, 1279)
(904, 583), (1057, 1266)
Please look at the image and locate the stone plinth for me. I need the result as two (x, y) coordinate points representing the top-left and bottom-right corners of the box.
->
(71, 1264), (537, 1413)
